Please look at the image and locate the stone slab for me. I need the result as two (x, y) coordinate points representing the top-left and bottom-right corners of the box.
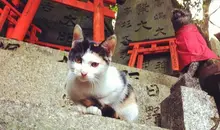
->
(0, 47), (168, 126)
(0, 99), (168, 130)
(171, 73), (201, 93)
(0, 37), (177, 127)
(112, 62), (177, 88)
(161, 86), (220, 130)
(0, 48), (14, 67)
(0, 38), (66, 61)
(0, 37), (178, 88)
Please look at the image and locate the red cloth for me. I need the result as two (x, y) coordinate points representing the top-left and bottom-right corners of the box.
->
(175, 24), (218, 71)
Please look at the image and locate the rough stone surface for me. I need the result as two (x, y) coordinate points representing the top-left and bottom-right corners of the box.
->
(0, 99), (168, 130)
(0, 37), (176, 129)
(171, 73), (201, 93)
(113, 0), (175, 74)
(0, 38), (66, 61)
(161, 86), (220, 130)
(0, 37), (177, 87)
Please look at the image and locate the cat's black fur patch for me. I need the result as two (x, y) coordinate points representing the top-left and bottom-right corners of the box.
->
(122, 84), (134, 102)
(120, 70), (128, 86)
(119, 71), (135, 102)
(87, 97), (103, 109)
(69, 39), (110, 64)
(101, 105), (119, 119)
(80, 97), (119, 119)
(120, 71), (135, 102)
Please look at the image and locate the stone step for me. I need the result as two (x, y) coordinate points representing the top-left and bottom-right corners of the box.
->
(161, 86), (220, 130)
(0, 37), (177, 87)
(0, 37), (176, 129)
(0, 37), (64, 61)
(0, 99), (168, 130)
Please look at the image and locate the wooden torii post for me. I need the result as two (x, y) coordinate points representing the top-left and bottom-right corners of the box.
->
(52, 0), (116, 43)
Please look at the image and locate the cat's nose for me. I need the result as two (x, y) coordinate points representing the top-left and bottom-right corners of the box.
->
(81, 72), (87, 78)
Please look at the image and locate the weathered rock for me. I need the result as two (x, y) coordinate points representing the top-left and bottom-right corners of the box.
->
(171, 73), (201, 93)
(0, 37), (67, 61)
(161, 86), (220, 130)
(0, 99), (168, 130)
(0, 37), (177, 128)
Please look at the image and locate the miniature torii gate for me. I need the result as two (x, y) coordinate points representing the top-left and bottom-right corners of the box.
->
(1, 0), (115, 44)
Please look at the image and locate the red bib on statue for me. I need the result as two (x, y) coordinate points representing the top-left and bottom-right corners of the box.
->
(175, 24), (218, 71)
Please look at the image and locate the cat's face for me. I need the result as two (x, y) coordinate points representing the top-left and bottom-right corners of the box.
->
(69, 40), (111, 82)
(68, 24), (116, 82)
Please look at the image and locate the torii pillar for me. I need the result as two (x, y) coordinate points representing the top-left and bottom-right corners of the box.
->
(9, 0), (41, 41)
(6, 0), (20, 37)
(93, 0), (104, 43)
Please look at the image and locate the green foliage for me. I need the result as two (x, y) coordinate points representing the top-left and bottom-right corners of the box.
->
(171, 0), (183, 9)
(109, 4), (118, 12)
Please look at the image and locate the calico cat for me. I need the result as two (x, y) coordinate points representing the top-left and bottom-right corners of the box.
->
(65, 24), (139, 122)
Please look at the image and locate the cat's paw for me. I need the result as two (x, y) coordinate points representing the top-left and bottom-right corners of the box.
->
(86, 106), (102, 116)
(75, 105), (87, 114)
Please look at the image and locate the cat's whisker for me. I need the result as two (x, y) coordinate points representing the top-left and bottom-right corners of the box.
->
(90, 80), (97, 91)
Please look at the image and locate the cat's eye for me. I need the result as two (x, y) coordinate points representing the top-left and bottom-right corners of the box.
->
(75, 58), (82, 63)
(91, 62), (99, 67)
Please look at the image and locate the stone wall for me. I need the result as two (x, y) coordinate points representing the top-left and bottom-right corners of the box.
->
(112, 0), (175, 74)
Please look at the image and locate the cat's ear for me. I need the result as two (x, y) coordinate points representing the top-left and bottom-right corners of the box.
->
(72, 24), (84, 48)
(101, 35), (117, 57)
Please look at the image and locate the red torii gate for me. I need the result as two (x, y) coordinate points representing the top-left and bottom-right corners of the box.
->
(0, 0), (116, 50)
(6, 0), (20, 37)
(9, 0), (41, 41)
(53, 0), (116, 42)
(0, 0), (42, 43)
